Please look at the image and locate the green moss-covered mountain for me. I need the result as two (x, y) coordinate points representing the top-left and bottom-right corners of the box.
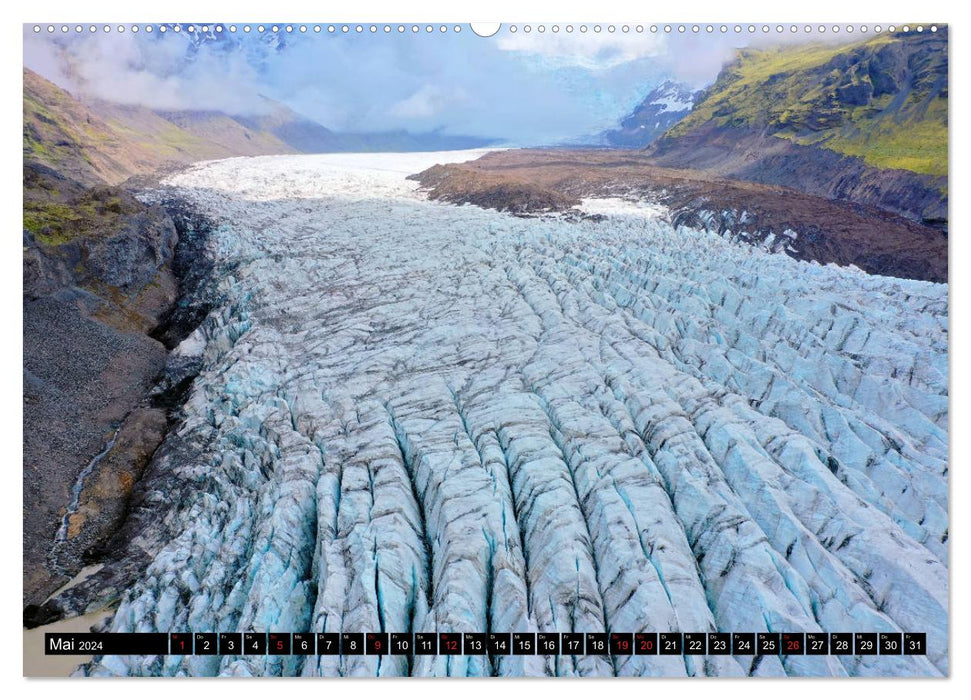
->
(652, 29), (948, 226)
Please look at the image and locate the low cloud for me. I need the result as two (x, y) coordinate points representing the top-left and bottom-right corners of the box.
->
(389, 84), (467, 119)
(23, 25), (865, 145)
(24, 28), (271, 115)
(495, 30), (667, 70)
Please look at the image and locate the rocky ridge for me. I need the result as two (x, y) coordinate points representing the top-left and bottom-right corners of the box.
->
(411, 149), (947, 283)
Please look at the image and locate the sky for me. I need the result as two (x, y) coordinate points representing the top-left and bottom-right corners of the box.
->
(22, 23), (863, 145)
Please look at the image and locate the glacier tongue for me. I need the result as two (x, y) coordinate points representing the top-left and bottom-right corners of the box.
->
(81, 152), (946, 677)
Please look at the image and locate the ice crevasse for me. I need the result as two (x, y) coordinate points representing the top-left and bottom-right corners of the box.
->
(76, 152), (947, 677)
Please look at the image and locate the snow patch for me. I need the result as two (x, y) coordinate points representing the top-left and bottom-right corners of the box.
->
(574, 197), (669, 219)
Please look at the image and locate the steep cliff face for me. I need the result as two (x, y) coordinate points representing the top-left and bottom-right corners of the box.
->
(650, 30), (948, 226)
(23, 162), (183, 609)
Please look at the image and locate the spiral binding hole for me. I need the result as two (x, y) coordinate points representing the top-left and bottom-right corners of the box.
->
(28, 23), (942, 38)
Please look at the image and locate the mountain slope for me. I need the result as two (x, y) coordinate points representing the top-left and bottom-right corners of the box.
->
(24, 68), (170, 185)
(602, 80), (699, 147)
(24, 68), (298, 185)
(235, 110), (496, 153)
(233, 103), (345, 153)
(99, 103), (297, 161)
(25, 67), (496, 182)
(650, 30), (948, 226)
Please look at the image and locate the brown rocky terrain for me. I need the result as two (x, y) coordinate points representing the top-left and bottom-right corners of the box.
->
(411, 148), (947, 284)
(22, 158), (224, 623)
(23, 163), (177, 611)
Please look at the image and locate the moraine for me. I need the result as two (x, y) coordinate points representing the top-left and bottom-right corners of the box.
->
(75, 151), (947, 677)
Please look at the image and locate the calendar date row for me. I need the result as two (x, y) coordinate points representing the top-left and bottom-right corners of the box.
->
(47, 631), (926, 657)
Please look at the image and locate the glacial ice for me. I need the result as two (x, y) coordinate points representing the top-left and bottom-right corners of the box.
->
(81, 151), (947, 677)
(573, 197), (668, 219)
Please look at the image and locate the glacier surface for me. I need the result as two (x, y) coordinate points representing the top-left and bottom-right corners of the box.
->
(81, 151), (947, 677)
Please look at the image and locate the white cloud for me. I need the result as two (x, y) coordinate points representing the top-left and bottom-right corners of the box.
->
(24, 29), (270, 115)
(389, 84), (466, 120)
(494, 31), (667, 70)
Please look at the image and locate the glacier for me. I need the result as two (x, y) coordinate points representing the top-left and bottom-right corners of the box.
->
(76, 151), (947, 677)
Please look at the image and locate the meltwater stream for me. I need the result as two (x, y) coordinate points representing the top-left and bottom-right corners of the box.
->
(80, 151), (947, 677)
(54, 429), (120, 549)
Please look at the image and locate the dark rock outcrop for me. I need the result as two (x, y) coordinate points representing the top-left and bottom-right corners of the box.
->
(24, 202), (221, 628)
(23, 163), (181, 611)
